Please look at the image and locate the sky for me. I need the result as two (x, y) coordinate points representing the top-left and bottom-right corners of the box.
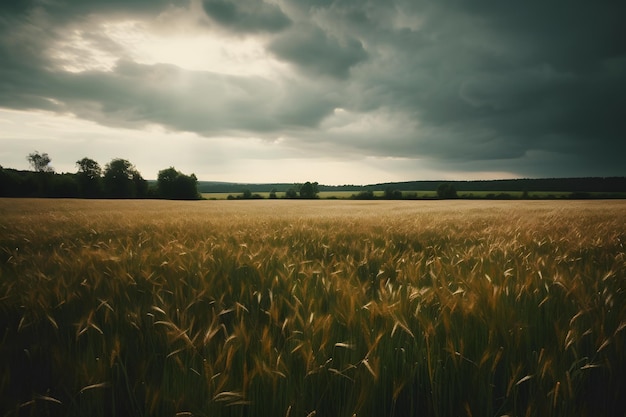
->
(1, 1), (625, 185)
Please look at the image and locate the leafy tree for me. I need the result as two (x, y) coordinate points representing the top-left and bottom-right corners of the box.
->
(269, 188), (277, 199)
(384, 188), (403, 200)
(437, 183), (458, 199)
(354, 190), (375, 200)
(299, 181), (319, 199)
(27, 151), (53, 172)
(285, 188), (298, 199)
(157, 167), (178, 198)
(157, 167), (199, 200)
(103, 158), (145, 198)
(76, 157), (102, 179)
(76, 157), (102, 197)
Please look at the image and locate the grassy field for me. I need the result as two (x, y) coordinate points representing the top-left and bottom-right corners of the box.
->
(202, 191), (587, 200)
(200, 191), (384, 199)
(1, 199), (625, 417)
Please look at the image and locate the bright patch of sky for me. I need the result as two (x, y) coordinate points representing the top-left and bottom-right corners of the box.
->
(52, 18), (290, 77)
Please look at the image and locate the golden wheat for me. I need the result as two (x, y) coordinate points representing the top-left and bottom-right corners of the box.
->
(0, 198), (625, 417)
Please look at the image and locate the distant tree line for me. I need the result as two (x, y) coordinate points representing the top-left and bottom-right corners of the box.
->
(351, 184), (457, 200)
(364, 178), (626, 193)
(2, 152), (624, 200)
(351, 182), (626, 200)
(228, 181), (320, 200)
(0, 152), (199, 200)
(199, 178), (626, 196)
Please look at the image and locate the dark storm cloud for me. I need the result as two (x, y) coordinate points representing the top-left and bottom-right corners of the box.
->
(202, 0), (290, 33)
(269, 24), (368, 79)
(0, 0), (625, 178)
(320, 0), (626, 174)
(448, 2), (626, 71)
(0, 0), (187, 21)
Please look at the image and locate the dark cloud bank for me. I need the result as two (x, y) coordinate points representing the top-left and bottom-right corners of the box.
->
(1, 0), (624, 178)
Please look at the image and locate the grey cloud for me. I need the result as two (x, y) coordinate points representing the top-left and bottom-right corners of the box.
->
(0, 0), (187, 23)
(0, 1), (36, 14)
(320, 0), (626, 173)
(0, 3), (329, 135)
(71, 62), (326, 133)
(1, 0), (625, 179)
(447, 2), (626, 71)
(202, 0), (290, 33)
(269, 24), (368, 79)
(0, 53), (335, 137)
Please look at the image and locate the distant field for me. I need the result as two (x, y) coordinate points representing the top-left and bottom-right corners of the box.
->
(200, 191), (380, 199)
(201, 190), (602, 199)
(200, 191), (372, 199)
(1, 199), (625, 416)
(202, 191), (437, 199)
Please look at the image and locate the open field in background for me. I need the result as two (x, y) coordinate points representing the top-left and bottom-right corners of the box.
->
(201, 190), (617, 200)
(202, 191), (395, 199)
(1, 199), (625, 416)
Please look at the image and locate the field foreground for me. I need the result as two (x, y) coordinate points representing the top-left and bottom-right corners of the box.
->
(1, 199), (625, 417)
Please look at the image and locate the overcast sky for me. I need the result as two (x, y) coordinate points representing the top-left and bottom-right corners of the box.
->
(1, 1), (624, 184)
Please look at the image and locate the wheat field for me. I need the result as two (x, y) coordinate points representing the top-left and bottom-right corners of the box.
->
(1, 198), (625, 417)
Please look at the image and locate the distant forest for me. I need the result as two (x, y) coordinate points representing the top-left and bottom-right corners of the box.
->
(198, 177), (626, 196)
(365, 178), (626, 193)
(1, 152), (625, 199)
